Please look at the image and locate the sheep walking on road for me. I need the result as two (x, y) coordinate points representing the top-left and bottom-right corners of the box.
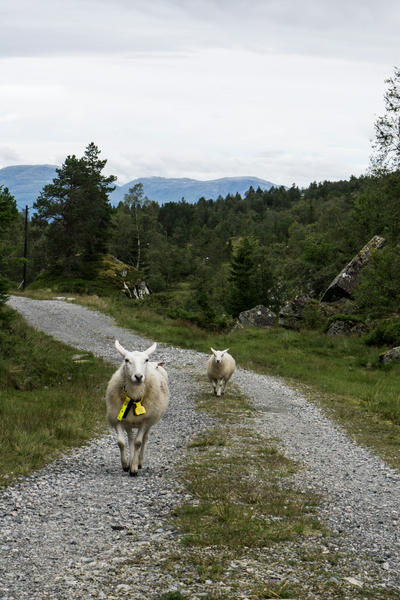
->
(106, 340), (169, 476)
(207, 347), (236, 397)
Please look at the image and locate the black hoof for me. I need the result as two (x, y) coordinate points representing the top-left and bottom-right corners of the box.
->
(138, 464), (142, 469)
(129, 470), (138, 477)
(122, 466), (129, 472)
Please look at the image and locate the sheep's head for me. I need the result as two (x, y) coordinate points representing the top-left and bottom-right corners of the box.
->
(210, 347), (229, 364)
(115, 340), (157, 385)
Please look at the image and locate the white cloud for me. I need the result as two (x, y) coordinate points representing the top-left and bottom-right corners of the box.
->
(0, 0), (397, 186)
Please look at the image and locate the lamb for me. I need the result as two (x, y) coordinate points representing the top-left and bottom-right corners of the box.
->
(207, 347), (236, 397)
(105, 340), (169, 476)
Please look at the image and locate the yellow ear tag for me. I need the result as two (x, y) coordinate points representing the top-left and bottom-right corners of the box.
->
(134, 398), (146, 416)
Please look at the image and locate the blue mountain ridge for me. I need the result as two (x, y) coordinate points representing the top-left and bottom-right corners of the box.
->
(0, 165), (280, 211)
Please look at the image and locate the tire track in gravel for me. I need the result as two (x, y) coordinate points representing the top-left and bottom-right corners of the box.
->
(3, 296), (400, 598)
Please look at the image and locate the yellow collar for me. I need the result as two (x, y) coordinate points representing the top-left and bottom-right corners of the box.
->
(117, 394), (146, 420)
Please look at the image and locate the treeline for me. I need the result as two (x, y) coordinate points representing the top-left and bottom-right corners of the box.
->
(106, 171), (400, 321)
(2, 147), (400, 327)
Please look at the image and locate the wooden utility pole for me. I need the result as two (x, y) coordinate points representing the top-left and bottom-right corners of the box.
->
(22, 205), (28, 290)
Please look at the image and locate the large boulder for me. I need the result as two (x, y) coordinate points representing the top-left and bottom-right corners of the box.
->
(321, 236), (386, 302)
(233, 305), (276, 330)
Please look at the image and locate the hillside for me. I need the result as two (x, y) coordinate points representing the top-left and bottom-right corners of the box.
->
(0, 165), (279, 210)
(0, 165), (58, 208)
(110, 175), (278, 205)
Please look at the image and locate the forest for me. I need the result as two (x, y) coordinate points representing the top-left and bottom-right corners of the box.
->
(1, 158), (400, 327)
(1, 68), (400, 331)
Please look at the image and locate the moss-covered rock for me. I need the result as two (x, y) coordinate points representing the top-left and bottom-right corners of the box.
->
(28, 254), (149, 298)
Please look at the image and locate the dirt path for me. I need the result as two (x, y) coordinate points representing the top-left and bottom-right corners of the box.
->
(2, 295), (400, 598)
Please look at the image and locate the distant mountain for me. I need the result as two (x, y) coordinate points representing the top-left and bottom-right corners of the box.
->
(109, 176), (278, 206)
(0, 165), (281, 211)
(0, 165), (58, 209)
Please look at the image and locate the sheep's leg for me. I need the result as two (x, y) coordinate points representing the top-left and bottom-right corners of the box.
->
(211, 380), (217, 395)
(115, 423), (129, 472)
(216, 379), (224, 397)
(138, 427), (151, 470)
(220, 378), (227, 395)
(127, 428), (136, 474)
(129, 424), (146, 476)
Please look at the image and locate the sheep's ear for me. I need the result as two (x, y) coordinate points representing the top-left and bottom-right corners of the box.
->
(222, 348), (229, 354)
(210, 347), (216, 355)
(145, 342), (157, 356)
(115, 340), (127, 357)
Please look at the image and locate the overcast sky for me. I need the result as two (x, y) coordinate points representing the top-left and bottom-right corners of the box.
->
(0, 0), (399, 187)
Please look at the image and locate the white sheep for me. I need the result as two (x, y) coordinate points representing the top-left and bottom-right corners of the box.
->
(207, 347), (236, 397)
(106, 340), (169, 476)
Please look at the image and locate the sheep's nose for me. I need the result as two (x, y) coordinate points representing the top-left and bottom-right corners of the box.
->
(135, 374), (143, 382)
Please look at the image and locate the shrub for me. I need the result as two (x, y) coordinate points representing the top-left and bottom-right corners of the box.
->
(355, 245), (400, 315)
(301, 299), (327, 330)
(365, 320), (400, 347)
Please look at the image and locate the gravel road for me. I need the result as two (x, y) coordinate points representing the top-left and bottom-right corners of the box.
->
(2, 296), (400, 599)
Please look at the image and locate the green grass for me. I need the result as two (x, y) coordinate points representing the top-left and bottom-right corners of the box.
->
(0, 308), (114, 486)
(175, 391), (325, 550)
(175, 427), (324, 549)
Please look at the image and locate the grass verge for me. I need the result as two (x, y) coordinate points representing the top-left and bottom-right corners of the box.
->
(0, 308), (113, 487)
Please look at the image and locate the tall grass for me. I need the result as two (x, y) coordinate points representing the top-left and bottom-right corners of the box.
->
(0, 308), (113, 486)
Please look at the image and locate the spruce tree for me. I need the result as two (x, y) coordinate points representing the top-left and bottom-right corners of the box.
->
(34, 143), (116, 277)
(0, 186), (18, 312)
(227, 237), (258, 316)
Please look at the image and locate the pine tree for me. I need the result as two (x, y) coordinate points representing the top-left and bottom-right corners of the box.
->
(227, 238), (258, 316)
(34, 143), (116, 276)
(0, 186), (18, 312)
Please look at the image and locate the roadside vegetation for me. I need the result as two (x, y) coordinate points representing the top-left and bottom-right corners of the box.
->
(0, 308), (113, 487)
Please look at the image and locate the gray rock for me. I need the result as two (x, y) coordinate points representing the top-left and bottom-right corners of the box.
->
(234, 304), (276, 330)
(321, 236), (386, 302)
(380, 346), (400, 364)
(278, 295), (311, 329)
(326, 319), (368, 337)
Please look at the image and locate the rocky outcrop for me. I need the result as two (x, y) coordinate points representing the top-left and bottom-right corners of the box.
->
(278, 296), (311, 329)
(132, 279), (150, 300)
(379, 347), (400, 364)
(233, 305), (276, 330)
(326, 318), (368, 337)
(321, 236), (386, 302)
